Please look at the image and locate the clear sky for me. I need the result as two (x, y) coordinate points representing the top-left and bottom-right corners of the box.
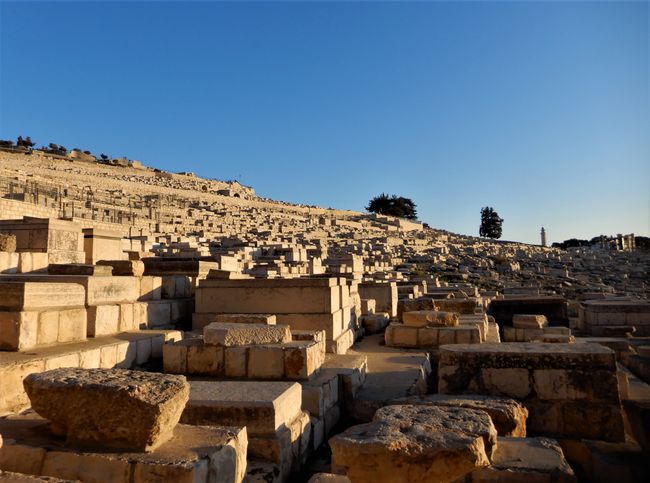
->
(1, 1), (648, 244)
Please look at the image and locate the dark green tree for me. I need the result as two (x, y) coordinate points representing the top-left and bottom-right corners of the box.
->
(366, 193), (417, 220)
(479, 207), (503, 239)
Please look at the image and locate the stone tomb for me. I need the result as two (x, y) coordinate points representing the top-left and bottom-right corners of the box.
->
(0, 415), (247, 483)
(163, 325), (325, 381)
(182, 380), (309, 481)
(0, 367), (247, 482)
(438, 343), (625, 441)
(0, 268), (194, 337)
(488, 296), (569, 328)
(195, 277), (356, 354)
(0, 218), (85, 265)
(0, 329), (182, 417)
(358, 282), (398, 318)
(580, 299), (650, 337)
(82, 228), (127, 265)
(385, 309), (482, 349)
(0, 281), (87, 351)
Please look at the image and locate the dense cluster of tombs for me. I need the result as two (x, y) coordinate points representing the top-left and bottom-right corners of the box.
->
(0, 151), (649, 482)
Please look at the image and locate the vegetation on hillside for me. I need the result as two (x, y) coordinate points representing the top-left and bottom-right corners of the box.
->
(366, 193), (418, 220)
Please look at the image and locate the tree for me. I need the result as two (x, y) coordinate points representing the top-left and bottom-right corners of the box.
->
(479, 207), (503, 239)
(366, 193), (417, 220)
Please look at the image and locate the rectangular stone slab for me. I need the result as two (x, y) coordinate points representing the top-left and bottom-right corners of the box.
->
(0, 415), (247, 483)
(0, 282), (85, 310)
(195, 284), (341, 314)
(0, 329), (182, 416)
(203, 323), (291, 347)
(23, 368), (189, 452)
(48, 264), (113, 276)
(142, 259), (218, 277)
(403, 310), (459, 328)
(0, 275), (139, 306)
(439, 343), (616, 369)
(181, 380), (302, 437)
(192, 313), (277, 331)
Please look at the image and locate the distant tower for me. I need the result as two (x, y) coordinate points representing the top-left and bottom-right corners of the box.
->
(540, 227), (547, 247)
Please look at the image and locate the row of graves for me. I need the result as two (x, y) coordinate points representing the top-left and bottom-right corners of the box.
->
(0, 216), (373, 482)
(0, 216), (649, 482)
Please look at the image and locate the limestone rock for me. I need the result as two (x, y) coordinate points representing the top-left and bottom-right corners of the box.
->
(374, 405), (498, 458)
(330, 405), (495, 483)
(462, 437), (576, 482)
(390, 394), (528, 437)
(23, 368), (189, 452)
(203, 322), (291, 347)
(403, 310), (459, 328)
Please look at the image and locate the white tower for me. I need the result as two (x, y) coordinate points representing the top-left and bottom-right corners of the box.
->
(540, 227), (547, 247)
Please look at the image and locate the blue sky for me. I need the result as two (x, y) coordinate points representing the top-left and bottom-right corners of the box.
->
(1, 1), (648, 244)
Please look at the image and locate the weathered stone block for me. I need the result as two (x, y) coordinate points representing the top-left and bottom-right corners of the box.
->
(403, 310), (459, 328)
(182, 380), (302, 436)
(438, 343), (624, 441)
(0, 416), (247, 483)
(330, 404), (495, 483)
(389, 394), (528, 437)
(23, 368), (189, 452)
(463, 437), (576, 482)
(203, 323), (291, 347)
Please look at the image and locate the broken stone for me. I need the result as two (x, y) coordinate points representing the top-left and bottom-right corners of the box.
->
(389, 394), (528, 437)
(23, 368), (189, 452)
(330, 404), (495, 483)
(462, 437), (576, 482)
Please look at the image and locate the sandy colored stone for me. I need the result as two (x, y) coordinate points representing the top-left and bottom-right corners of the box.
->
(374, 405), (497, 458)
(390, 394), (528, 437)
(403, 310), (459, 328)
(0, 414), (247, 483)
(464, 437), (576, 482)
(330, 404), (494, 483)
(181, 380), (302, 437)
(203, 322), (291, 347)
(23, 368), (189, 452)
